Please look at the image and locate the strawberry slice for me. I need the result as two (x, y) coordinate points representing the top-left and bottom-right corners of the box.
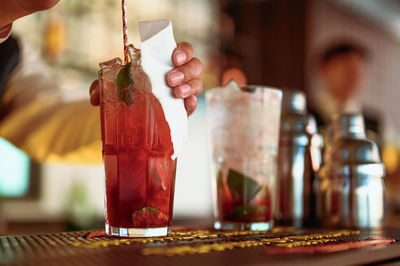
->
(132, 207), (169, 228)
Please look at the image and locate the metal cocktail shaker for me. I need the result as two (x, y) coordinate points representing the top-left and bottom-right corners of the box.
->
(275, 90), (322, 228)
(315, 113), (385, 229)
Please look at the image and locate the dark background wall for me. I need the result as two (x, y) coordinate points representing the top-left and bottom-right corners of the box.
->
(219, 0), (306, 90)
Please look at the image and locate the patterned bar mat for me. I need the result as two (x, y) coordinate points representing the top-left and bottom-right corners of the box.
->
(1, 228), (400, 266)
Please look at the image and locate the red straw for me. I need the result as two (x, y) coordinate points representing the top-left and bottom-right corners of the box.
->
(121, 0), (129, 64)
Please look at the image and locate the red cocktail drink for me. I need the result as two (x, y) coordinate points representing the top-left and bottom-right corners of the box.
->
(99, 52), (177, 237)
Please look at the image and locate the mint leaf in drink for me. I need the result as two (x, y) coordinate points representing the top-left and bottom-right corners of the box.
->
(132, 207), (169, 228)
(227, 205), (268, 222)
(116, 62), (134, 105)
(231, 205), (258, 220)
(116, 62), (132, 90)
(227, 169), (262, 202)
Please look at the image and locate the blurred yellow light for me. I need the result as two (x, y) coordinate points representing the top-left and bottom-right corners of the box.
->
(382, 145), (399, 174)
(44, 15), (66, 59)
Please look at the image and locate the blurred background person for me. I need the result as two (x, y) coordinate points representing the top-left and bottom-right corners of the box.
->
(308, 42), (381, 144)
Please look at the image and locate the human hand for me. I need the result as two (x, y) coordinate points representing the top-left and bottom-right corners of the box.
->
(166, 42), (203, 116)
(90, 42), (203, 116)
(0, 0), (60, 27)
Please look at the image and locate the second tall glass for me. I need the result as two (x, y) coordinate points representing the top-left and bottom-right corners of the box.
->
(207, 85), (282, 231)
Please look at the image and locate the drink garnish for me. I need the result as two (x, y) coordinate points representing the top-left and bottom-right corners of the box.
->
(225, 79), (241, 91)
(121, 0), (129, 64)
(116, 62), (134, 104)
(227, 205), (268, 222)
(132, 207), (169, 228)
(227, 169), (262, 202)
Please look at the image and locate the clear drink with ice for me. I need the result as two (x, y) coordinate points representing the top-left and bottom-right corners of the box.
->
(206, 83), (282, 231)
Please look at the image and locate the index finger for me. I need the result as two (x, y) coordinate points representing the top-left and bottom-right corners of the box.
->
(172, 42), (194, 67)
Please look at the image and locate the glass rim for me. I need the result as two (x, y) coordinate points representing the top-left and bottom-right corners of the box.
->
(98, 57), (123, 72)
(206, 84), (282, 99)
(240, 85), (282, 95)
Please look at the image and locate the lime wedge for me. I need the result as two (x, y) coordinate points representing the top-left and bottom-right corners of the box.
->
(227, 169), (262, 202)
(227, 205), (268, 222)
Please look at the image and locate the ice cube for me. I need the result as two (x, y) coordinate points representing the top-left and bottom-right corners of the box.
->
(206, 84), (282, 165)
(127, 44), (140, 65)
(225, 79), (241, 91)
(99, 57), (122, 69)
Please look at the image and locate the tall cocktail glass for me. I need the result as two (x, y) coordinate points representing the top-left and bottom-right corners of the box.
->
(206, 85), (282, 231)
(99, 54), (177, 237)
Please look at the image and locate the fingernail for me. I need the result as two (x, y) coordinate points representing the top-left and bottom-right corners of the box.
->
(169, 71), (184, 85)
(175, 50), (187, 65)
(178, 84), (191, 97)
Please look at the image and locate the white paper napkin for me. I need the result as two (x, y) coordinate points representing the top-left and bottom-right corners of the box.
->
(139, 19), (188, 159)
